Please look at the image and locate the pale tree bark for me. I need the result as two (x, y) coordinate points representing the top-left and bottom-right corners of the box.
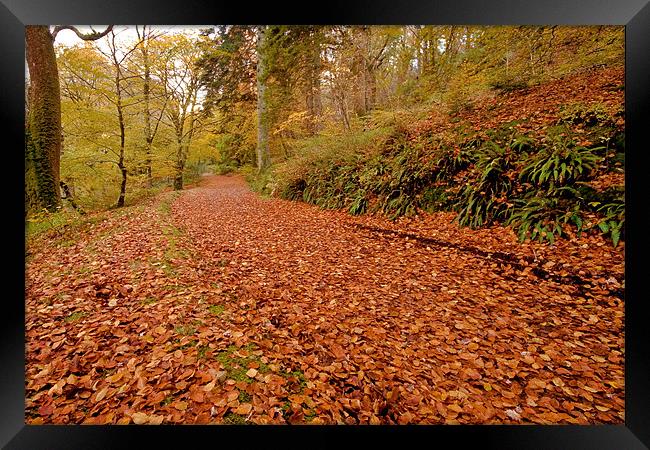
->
(305, 59), (322, 133)
(136, 25), (168, 188)
(25, 25), (113, 214)
(350, 26), (390, 116)
(419, 25), (439, 76)
(304, 27), (323, 134)
(173, 135), (184, 191)
(256, 26), (270, 172)
(171, 78), (200, 191)
(115, 75), (127, 209)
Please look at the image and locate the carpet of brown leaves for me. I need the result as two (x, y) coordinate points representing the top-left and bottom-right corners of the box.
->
(25, 174), (624, 425)
(455, 65), (625, 135)
(407, 65), (625, 142)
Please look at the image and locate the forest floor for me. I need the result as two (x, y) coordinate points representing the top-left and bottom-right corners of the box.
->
(25, 174), (624, 425)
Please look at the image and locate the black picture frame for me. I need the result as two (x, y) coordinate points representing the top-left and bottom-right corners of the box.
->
(3, 0), (649, 448)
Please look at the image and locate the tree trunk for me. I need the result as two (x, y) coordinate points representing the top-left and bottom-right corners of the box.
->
(173, 97), (196, 191)
(114, 69), (127, 208)
(334, 86), (350, 131)
(25, 25), (61, 213)
(305, 30), (322, 134)
(363, 27), (374, 114)
(256, 26), (270, 172)
(117, 165), (127, 207)
(141, 34), (154, 188)
(174, 139), (184, 190)
(59, 180), (80, 211)
(143, 53), (153, 187)
(367, 70), (377, 112)
(426, 26), (437, 75)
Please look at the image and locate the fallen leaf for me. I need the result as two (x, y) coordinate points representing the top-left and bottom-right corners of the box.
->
(132, 412), (149, 425)
(174, 401), (188, 411)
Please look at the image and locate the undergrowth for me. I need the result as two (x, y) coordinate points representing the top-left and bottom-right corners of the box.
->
(250, 102), (624, 246)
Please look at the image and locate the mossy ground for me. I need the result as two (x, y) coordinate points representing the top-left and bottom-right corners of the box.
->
(215, 344), (271, 383)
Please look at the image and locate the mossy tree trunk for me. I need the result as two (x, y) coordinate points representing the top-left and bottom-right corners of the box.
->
(138, 25), (155, 188)
(173, 138), (185, 191)
(26, 25), (113, 214)
(115, 97), (127, 208)
(167, 70), (199, 192)
(25, 25), (62, 213)
(172, 108), (196, 191)
(304, 27), (323, 135)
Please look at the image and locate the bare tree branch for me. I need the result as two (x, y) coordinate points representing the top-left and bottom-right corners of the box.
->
(51, 25), (114, 42)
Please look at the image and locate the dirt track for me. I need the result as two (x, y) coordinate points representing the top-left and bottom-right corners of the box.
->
(25, 174), (625, 424)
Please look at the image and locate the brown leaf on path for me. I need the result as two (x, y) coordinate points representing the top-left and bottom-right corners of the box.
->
(189, 390), (205, 403)
(95, 387), (109, 402)
(173, 401), (188, 411)
(148, 415), (164, 425)
(330, 343), (346, 360)
(131, 412), (149, 425)
(202, 380), (216, 392)
(38, 404), (53, 416)
(234, 403), (252, 415)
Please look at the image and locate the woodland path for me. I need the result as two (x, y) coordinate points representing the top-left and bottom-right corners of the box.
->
(25, 175), (625, 425)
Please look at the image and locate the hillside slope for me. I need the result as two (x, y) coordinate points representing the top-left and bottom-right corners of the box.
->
(271, 64), (625, 249)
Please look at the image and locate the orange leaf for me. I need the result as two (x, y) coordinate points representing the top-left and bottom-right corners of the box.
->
(132, 412), (149, 425)
(174, 401), (188, 411)
(234, 403), (252, 415)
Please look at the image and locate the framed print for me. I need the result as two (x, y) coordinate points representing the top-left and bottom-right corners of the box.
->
(3, 0), (649, 448)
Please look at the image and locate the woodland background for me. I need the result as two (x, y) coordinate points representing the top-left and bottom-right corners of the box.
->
(26, 25), (624, 246)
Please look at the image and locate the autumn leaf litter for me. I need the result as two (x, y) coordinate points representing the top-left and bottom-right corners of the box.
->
(25, 170), (624, 425)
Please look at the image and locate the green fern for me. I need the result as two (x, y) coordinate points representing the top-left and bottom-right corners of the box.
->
(592, 198), (625, 247)
(505, 194), (583, 243)
(520, 138), (601, 188)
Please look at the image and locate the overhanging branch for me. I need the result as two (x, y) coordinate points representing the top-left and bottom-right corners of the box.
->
(52, 25), (114, 42)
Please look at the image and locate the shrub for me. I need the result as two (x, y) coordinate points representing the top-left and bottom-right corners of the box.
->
(505, 188), (585, 243)
(454, 136), (525, 228)
(488, 72), (529, 93)
(520, 138), (601, 188)
(213, 162), (238, 175)
(270, 117), (624, 247)
(242, 165), (275, 197)
(420, 185), (452, 212)
(433, 146), (472, 182)
(272, 127), (434, 218)
(589, 188), (624, 246)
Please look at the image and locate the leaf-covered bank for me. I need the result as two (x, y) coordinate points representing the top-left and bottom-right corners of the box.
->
(262, 66), (624, 246)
